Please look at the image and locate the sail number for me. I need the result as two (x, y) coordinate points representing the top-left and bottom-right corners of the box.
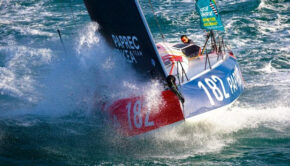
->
(126, 100), (154, 130)
(198, 75), (230, 105)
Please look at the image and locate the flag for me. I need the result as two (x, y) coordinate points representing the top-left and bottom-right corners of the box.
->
(195, 0), (224, 31)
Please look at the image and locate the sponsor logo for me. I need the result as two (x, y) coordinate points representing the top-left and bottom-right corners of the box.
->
(112, 34), (143, 64)
(227, 66), (243, 94)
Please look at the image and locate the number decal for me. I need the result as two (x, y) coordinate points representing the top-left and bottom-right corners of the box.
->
(133, 100), (142, 129)
(145, 108), (154, 127)
(126, 102), (132, 130)
(198, 81), (215, 105)
(198, 75), (231, 105)
(212, 75), (230, 99)
(205, 78), (224, 101)
(126, 100), (155, 130)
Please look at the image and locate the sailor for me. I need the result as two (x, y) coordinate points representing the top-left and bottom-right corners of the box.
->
(181, 35), (194, 45)
(180, 35), (201, 59)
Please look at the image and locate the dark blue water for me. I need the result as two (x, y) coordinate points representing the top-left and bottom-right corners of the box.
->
(0, 0), (289, 165)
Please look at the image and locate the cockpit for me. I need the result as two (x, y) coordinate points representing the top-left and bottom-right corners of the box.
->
(172, 44), (201, 59)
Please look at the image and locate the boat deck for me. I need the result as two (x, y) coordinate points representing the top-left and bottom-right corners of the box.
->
(156, 42), (228, 83)
(180, 53), (228, 83)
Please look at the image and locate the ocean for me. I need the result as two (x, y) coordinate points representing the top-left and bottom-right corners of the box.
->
(0, 0), (289, 165)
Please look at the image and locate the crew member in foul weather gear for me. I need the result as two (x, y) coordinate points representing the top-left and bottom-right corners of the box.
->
(180, 35), (201, 59)
(181, 35), (194, 45)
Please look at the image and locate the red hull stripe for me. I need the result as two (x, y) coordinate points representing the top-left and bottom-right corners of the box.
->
(108, 90), (184, 136)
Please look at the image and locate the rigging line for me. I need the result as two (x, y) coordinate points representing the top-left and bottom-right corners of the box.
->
(147, 0), (181, 80)
(179, 61), (189, 81)
(222, 37), (226, 55)
(148, 0), (166, 40)
(176, 61), (181, 85)
(146, 2), (179, 84)
(147, 0), (188, 91)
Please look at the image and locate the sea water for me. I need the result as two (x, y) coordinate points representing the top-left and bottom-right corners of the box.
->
(0, 0), (289, 165)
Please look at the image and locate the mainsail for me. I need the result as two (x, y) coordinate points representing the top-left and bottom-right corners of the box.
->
(84, 0), (167, 79)
(195, 0), (224, 31)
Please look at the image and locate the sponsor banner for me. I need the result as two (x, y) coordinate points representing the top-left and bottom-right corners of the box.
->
(181, 56), (244, 118)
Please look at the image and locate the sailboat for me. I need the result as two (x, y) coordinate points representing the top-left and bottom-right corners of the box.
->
(84, 0), (244, 136)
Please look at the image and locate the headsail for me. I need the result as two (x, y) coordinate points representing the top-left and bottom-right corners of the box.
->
(195, 0), (224, 31)
(84, 0), (167, 79)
